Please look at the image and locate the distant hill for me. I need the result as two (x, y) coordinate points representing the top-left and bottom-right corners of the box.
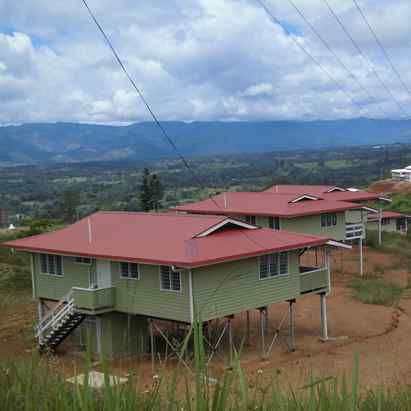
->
(2, 118), (411, 165)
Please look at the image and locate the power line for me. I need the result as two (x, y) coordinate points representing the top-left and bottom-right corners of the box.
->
(81, 0), (270, 252)
(286, 0), (387, 118)
(255, 0), (362, 114)
(322, 0), (408, 117)
(352, 0), (411, 106)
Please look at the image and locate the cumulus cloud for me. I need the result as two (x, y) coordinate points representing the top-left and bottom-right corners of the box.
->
(0, 0), (410, 124)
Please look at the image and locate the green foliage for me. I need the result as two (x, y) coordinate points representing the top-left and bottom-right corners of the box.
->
(348, 277), (403, 306)
(139, 168), (164, 212)
(59, 189), (81, 223)
(386, 193), (411, 214)
(2, 346), (411, 409)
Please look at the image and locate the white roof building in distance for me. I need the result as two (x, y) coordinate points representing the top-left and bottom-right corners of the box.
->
(391, 166), (411, 182)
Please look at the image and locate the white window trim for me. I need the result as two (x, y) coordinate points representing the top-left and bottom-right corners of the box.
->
(258, 252), (289, 280)
(159, 266), (182, 293)
(120, 261), (140, 280)
(39, 253), (64, 277)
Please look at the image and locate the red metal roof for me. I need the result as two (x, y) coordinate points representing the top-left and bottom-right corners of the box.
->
(175, 192), (361, 218)
(264, 185), (383, 202)
(368, 211), (407, 221)
(2, 212), (329, 268)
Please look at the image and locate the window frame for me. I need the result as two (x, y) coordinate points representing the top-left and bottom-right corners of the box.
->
(321, 213), (337, 228)
(159, 266), (182, 293)
(269, 216), (280, 230)
(39, 253), (64, 277)
(74, 256), (93, 265)
(245, 215), (256, 225)
(120, 261), (140, 280)
(259, 252), (289, 280)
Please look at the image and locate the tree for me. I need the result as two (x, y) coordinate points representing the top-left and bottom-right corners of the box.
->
(60, 189), (80, 223)
(139, 168), (152, 212)
(138, 169), (164, 212)
(150, 173), (163, 211)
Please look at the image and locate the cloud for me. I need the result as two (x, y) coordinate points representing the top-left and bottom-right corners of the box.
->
(0, 0), (410, 124)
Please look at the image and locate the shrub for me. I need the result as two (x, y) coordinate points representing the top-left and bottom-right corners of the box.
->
(348, 278), (403, 306)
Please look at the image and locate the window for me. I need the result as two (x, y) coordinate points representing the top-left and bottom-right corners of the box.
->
(40, 254), (63, 276)
(160, 266), (181, 292)
(120, 262), (139, 279)
(245, 215), (256, 225)
(259, 252), (288, 279)
(382, 218), (390, 226)
(75, 256), (92, 265)
(321, 213), (337, 227)
(269, 216), (280, 230)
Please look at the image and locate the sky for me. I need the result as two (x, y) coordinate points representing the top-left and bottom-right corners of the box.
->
(0, 0), (410, 124)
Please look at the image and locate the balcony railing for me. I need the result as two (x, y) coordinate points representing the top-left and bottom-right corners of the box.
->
(300, 267), (328, 294)
(345, 223), (364, 240)
(72, 286), (116, 312)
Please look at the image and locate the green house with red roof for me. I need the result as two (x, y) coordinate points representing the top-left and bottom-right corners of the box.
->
(3, 211), (343, 359)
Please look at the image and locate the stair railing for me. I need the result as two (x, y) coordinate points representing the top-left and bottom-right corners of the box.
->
(35, 289), (74, 339)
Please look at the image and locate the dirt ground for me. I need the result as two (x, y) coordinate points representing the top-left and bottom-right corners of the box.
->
(1, 246), (411, 391)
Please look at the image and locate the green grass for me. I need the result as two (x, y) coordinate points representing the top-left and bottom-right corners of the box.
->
(2, 349), (411, 410)
(348, 277), (403, 306)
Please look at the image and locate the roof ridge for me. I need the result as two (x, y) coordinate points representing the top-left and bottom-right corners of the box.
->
(95, 210), (225, 219)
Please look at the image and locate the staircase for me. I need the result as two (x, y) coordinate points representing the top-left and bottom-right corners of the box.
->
(36, 290), (85, 353)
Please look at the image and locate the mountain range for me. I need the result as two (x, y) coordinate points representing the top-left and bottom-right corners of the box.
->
(1, 118), (411, 165)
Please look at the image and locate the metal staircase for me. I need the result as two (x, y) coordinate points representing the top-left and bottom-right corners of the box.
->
(36, 290), (85, 353)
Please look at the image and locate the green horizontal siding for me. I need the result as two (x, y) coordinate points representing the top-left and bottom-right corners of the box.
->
(111, 263), (191, 323)
(280, 213), (346, 241)
(192, 251), (300, 321)
(72, 287), (115, 311)
(34, 255), (90, 301)
(367, 219), (400, 233)
(300, 268), (328, 294)
(234, 213), (346, 241)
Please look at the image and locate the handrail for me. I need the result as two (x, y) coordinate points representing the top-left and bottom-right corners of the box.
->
(35, 289), (74, 338)
(35, 300), (74, 338)
(300, 266), (327, 276)
(72, 286), (115, 292)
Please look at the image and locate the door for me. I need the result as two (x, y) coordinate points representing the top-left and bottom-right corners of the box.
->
(96, 260), (112, 288)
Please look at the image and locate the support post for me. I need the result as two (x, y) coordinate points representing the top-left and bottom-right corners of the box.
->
(37, 299), (44, 344)
(227, 318), (233, 365)
(149, 319), (155, 371)
(260, 308), (267, 359)
(320, 293), (328, 341)
(288, 299), (295, 352)
(359, 237), (363, 277)
(378, 208), (382, 246)
(246, 311), (250, 346)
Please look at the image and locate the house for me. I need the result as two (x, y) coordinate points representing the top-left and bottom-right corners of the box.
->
(175, 191), (366, 242)
(367, 211), (409, 235)
(2, 211), (344, 360)
(263, 184), (389, 204)
(175, 191), (367, 274)
(391, 166), (411, 181)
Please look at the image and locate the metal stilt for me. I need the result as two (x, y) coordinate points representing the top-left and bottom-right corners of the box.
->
(260, 308), (266, 359)
(320, 293), (328, 341)
(228, 318), (233, 365)
(288, 299), (295, 352)
(359, 237), (363, 277)
(149, 319), (155, 371)
(246, 311), (250, 346)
